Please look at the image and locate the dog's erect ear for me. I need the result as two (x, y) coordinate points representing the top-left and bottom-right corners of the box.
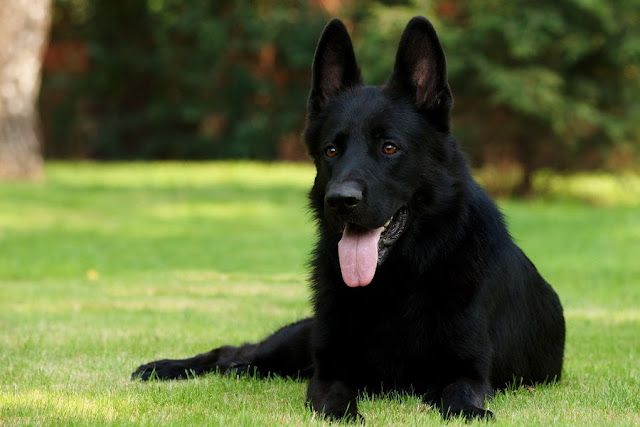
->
(386, 17), (452, 126)
(308, 18), (362, 114)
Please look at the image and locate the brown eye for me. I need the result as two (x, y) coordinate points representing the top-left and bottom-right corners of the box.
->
(325, 146), (338, 158)
(382, 142), (398, 155)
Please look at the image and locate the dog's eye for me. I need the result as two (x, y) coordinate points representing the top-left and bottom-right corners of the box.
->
(325, 146), (338, 158)
(382, 143), (398, 155)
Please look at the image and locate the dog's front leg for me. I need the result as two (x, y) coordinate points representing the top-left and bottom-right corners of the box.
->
(132, 318), (313, 380)
(440, 377), (494, 420)
(131, 344), (258, 380)
(307, 375), (360, 421)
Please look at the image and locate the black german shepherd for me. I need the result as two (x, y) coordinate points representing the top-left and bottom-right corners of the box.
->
(133, 16), (565, 420)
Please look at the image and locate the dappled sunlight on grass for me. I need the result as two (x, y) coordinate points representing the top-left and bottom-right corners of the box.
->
(115, 272), (307, 298)
(476, 166), (640, 205)
(147, 200), (292, 221)
(3, 272), (309, 318)
(536, 171), (640, 206)
(1, 390), (123, 423)
(44, 161), (314, 189)
(566, 308), (640, 324)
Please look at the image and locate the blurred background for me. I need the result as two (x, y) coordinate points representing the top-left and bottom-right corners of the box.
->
(1, 0), (639, 195)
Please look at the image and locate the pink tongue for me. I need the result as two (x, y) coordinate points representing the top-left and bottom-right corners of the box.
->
(338, 225), (384, 287)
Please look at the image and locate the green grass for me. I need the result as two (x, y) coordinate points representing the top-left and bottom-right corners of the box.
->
(1, 161), (638, 426)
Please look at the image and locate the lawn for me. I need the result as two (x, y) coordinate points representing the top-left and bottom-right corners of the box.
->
(1, 162), (638, 426)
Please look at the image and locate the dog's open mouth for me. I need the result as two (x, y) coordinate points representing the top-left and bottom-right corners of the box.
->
(338, 207), (408, 287)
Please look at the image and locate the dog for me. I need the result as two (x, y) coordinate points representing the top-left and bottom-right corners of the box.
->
(132, 16), (565, 421)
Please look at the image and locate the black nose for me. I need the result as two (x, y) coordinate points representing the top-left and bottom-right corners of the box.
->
(325, 182), (363, 213)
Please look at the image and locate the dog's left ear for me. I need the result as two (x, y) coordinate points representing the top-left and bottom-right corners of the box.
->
(386, 17), (452, 128)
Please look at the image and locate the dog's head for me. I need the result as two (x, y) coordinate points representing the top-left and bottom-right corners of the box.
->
(305, 17), (460, 287)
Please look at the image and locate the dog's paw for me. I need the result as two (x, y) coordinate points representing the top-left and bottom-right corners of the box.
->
(131, 359), (194, 381)
(311, 400), (362, 424)
(316, 408), (364, 424)
(444, 406), (494, 421)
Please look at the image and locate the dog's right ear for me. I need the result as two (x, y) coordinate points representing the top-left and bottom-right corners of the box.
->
(308, 19), (362, 114)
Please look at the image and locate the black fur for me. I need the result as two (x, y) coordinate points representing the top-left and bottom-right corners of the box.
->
(132, 16), (565, 421)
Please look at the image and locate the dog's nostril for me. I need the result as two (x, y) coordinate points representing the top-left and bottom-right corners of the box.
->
(325, 194), (361, 212)
(343, 197), (359, 208)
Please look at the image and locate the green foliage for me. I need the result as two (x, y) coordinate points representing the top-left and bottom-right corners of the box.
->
(439, 0), (640, 164)
(44, 0), (328, 159)
(42, 1), (640, 183)
(0, 162), (639, 425)
(352, 0), (640, 192)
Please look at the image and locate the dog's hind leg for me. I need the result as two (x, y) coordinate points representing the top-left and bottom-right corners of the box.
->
(132, 318), (313, 381)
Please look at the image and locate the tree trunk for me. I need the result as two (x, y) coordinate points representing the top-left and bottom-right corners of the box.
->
(514, 133), (537, 198)
(515, 160), (535, 198)
(0, 0), (52, 179)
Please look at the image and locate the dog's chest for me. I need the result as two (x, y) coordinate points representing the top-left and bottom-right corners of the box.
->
(340, 291), (444, 387)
